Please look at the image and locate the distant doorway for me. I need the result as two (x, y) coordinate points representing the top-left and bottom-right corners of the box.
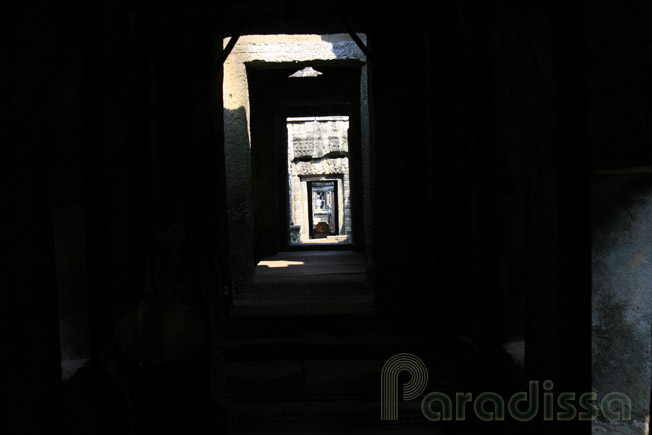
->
(307, 180), (339, 239)
(287, 116), (352, 246)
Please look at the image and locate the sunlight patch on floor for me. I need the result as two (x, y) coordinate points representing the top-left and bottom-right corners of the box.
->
(258, 260), (305, 268)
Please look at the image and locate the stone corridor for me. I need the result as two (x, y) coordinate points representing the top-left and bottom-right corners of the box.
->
(7, 2), (652, 434)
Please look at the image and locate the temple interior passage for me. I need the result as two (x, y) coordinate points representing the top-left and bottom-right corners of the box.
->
(6, 2), (652, 435)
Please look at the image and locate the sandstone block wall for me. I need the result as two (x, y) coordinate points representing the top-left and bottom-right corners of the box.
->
(287, 116), (351, 242)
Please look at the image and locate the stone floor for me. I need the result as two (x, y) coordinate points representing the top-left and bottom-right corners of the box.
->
(232, 250), (372, 323)
(251, 250), (366, 286)
(223, 250), (527, 434)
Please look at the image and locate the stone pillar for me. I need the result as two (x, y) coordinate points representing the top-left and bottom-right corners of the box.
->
(591, 173), (652, 434)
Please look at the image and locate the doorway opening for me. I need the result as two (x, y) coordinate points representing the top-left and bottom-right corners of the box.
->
(222, 33), (371, 292)
(307, 180), (339, 239)
(287, 115), (352, 246)
(221, 32), (375, 337)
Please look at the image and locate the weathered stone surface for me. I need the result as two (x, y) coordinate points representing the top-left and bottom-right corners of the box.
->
(591, 174), (652, 425)
(291, 136), (348, 160)
(292, 158), (349, 176)
(593, 419), (649, 434)
(288, 117), (350, 161)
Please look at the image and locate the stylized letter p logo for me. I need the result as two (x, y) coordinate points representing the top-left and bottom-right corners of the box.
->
(381, 353), (429, 421)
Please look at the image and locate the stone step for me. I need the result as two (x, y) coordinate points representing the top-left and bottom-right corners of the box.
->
(225, 332), (458, 361)
(224, 357), (480, 401)
(228, 400), (432, 433)
(223, 335), (499, 397)
(223, 335), (527, 406)
(222, 339), (527, 434)
(225, 358), (384, 402)
(226, 398), (524, 434)
(227, 312), (389, 342)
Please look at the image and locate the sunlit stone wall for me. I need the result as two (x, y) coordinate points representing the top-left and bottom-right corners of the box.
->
(287, 116), (351, 242)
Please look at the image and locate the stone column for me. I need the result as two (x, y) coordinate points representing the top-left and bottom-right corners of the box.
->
(591, 173), (652, 434)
